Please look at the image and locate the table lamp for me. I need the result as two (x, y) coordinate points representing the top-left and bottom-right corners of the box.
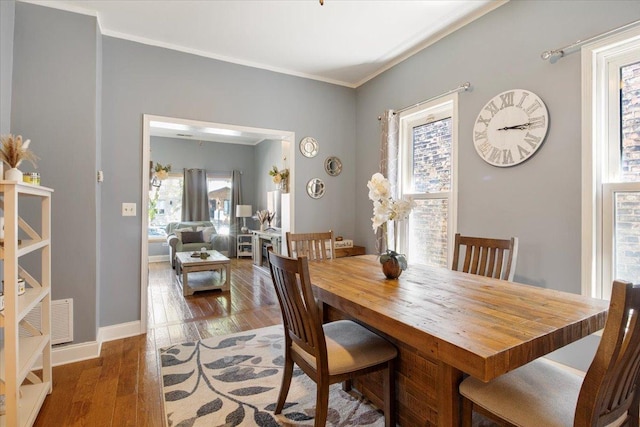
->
(236, 205), (253, 233)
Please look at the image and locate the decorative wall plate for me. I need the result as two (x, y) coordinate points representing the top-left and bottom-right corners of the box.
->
(300, 136), (319, 158)
(306, 178), (325, 199)
(324, 156), (342, 176)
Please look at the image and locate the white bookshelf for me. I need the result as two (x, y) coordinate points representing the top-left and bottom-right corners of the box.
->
(0, 182), (53, 426)
(237, 234), (253, 258)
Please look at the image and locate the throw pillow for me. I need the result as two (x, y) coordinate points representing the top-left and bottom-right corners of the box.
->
(197, 226), (217, 242)
(181, 231), (204, 244)
(173, 227), (192, 241)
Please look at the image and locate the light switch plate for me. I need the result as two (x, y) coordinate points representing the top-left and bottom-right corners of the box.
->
(122, 202), (136, 216)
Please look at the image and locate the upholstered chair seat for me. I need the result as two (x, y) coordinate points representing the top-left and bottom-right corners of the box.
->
(459, 280), (640, 427)
(292, 320), (398, 376)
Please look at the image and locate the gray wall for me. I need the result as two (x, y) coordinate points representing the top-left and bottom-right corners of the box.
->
(6, 0), (640, 365)
(0, 0), (15, 135)
(11, 2), (99, 343)
(356, 0), (640, 293)
(354, 0), (640, 369)
(255, 138), (284, 215)
(101, 36), (355, 327)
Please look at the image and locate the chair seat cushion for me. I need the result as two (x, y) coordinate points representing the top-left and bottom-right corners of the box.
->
(459, 358), (584, 427)
(294, 320), (397, 376)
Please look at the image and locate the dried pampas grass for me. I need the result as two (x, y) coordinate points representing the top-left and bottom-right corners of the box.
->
(0, 134), (38, 169)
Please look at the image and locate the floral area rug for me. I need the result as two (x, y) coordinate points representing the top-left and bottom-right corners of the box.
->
(160, 325), (386, 426)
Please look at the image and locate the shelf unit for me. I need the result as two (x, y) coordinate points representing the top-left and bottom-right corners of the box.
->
(237, 234), (253, 258)
(0, 182), (53, 427)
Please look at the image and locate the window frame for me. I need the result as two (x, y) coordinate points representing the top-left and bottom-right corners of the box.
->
(581, 24), (640, 299)
(398, 93), (458, 265)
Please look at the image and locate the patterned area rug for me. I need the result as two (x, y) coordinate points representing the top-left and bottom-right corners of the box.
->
(160, 325), (386, 426)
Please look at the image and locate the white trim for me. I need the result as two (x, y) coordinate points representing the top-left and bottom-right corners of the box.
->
(52, 341), (102, 367)
(141, 114), (296, 337)
(149, 255), (170, 263)
(354, 1), (508, 88)
(19, 0), (506, 89)
(98, 320), (143, 343)
(397, 93), (458, 265)
(43, 320), (142, 367)
(581, 23), (640, 298)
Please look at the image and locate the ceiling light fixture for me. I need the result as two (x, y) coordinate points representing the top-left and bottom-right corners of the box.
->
(319, 0), (324, 5)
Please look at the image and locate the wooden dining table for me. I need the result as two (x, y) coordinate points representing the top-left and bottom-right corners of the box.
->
(306, 255), (609, 427)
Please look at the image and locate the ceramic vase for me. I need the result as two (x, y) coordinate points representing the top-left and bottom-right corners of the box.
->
(5, 168), (22, 182)
(382, 257), (402, 279)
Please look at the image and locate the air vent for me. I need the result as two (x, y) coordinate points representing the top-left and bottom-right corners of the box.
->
(20, 299), (73, 345)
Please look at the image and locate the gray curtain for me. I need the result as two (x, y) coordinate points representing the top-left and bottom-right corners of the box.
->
(378, 110), (400, 252)
(228, 170), (243, 258)
(181, 168), (209, 221)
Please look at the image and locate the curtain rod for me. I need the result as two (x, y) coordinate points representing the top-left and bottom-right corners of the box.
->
(378, 82), (471, 120)
(541, 19), (640, 61)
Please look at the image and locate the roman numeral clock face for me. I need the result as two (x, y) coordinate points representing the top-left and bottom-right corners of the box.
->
(473, 89), (549, 167)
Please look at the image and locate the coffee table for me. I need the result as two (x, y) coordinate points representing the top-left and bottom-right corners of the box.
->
(175, 250), (231, 296)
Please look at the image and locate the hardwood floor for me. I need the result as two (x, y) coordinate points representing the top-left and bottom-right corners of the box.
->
(34, 258), (283, 426)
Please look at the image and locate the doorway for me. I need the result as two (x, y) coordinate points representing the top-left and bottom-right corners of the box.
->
(140, 114), (295, 332)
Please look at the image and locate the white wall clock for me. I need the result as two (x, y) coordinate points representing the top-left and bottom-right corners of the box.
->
(473, 89), (549, 167)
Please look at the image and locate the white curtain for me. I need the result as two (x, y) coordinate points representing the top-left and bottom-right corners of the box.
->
(379, 110), (400, 252)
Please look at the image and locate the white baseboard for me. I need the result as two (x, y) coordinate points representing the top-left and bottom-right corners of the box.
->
(98, 320), (143, 343)
(149, 255), (170, 263)
(51, 320), (143, 366)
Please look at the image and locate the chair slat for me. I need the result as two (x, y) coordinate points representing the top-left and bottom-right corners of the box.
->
(452, 233), (518, 281)
(286, 231), (334, 261)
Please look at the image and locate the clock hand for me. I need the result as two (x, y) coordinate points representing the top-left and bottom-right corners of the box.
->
(497, 123), (531, 131)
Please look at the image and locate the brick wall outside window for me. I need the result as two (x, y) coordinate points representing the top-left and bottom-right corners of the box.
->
(408, 118), (452, 267)
(616, 61), (640, 283)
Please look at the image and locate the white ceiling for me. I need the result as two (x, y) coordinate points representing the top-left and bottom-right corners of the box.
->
(25, 0), (505, 88)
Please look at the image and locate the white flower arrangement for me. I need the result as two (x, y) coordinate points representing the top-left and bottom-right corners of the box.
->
(367, 172), (416, 270)
(367, 173), (415, 232)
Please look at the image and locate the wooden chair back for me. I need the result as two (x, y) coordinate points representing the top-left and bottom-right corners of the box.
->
(267, 252), (327, 366)
(452, 233), (518, 281)
(575, 280), (640, 426)
(286, 231), (334, 261)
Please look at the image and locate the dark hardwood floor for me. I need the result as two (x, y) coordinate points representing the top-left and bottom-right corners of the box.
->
(34, 258), (283, 426)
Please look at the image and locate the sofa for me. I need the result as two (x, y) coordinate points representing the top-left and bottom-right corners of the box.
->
(166, 221), (229, 268)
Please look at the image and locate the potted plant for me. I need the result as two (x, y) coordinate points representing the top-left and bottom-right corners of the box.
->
(269, 166), (289, 193)
(0, 134), (38, 181)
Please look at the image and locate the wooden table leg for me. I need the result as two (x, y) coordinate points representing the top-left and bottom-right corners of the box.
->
(222, 263), (231, 292)
(438, 362), (464, 427)
(182, 267), (194, 296)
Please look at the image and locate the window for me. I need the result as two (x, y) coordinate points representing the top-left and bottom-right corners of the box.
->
(399, 95), (458, 267)
(583, 26), (640, 299)
(207, 175), (232, 235)
(149, 174), (182, 238)
(148, 172), (232, 238)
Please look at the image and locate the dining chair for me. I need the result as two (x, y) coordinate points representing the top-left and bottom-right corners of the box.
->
(451, 233), (519, 281)
(285, 230), (334, 260)
(267, 251), (397, 427)
(459, 279), (640, 427)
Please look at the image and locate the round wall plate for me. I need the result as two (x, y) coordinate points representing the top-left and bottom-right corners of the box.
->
(300, 136), (319, 158)
(306, 178), (325, 199)
(324, 156), (342, 176)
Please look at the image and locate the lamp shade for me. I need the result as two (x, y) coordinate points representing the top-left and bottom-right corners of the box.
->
(236, 205), (253, 218)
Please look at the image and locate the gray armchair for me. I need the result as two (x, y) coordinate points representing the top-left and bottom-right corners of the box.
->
(166, 221), (223, 268)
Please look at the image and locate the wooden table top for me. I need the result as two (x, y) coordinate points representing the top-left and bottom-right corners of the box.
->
(307, 255), (609, 382)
